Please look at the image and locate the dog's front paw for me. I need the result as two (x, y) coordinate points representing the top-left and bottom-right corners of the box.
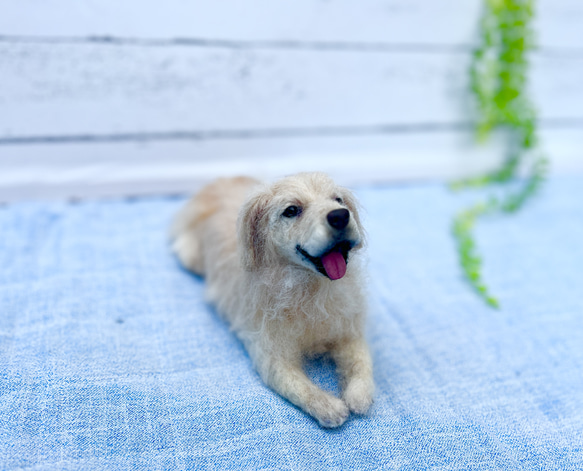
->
(310, 395), (350, 428)
(343, 379), (374, 415)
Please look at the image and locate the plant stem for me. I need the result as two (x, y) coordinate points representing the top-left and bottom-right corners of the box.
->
(453, 0), (545, 308)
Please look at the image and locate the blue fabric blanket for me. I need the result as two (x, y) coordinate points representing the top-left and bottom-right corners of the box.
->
(1, 178), (582, 470)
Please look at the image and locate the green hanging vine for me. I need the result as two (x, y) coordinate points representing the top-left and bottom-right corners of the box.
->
(453, 0), (548, 308)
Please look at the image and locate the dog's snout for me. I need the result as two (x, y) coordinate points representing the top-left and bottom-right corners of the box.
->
(327, 208), (350, 230)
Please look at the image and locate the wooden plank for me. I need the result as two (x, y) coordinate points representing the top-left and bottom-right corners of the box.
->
(0, 1), (484, 45)
(538, 0), (583, 50)
(0, 128), (581, 202)
(0, 0), (581, 49)
(0, 43), (581, 139)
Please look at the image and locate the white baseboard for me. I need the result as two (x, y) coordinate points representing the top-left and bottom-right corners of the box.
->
(0, 127), (581, 202)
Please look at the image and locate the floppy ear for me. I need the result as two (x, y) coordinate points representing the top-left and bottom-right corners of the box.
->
(237, 189), (272, 270)
(340, 187), (366, 247)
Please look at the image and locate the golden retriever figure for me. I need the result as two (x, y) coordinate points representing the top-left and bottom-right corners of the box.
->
(171, 172), (374, 427)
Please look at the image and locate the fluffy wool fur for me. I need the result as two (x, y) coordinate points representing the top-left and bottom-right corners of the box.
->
(171, 172), (374, 427)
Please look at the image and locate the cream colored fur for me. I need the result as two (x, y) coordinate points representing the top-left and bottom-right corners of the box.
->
(171, 172), (374, 427)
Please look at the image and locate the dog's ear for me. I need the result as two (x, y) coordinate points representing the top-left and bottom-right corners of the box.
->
(341, 188), (366, 247)
(237, 189), (272, 270)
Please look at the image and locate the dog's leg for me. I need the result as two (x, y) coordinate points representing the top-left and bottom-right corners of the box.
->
(260, 357), (349, 428)
(331, 337), (374, 414)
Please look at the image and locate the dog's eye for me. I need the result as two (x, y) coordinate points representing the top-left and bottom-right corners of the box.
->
(282, 205), (301, 218)
(335, 197), (343, 204)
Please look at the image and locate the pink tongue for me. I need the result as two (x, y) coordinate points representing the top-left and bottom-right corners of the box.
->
(321, 251), (347, 280)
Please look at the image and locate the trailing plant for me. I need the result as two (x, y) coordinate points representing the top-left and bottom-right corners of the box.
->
(453, 0), (548, 308)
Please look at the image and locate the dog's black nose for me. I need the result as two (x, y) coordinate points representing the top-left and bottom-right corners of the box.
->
(327, 208), (350, 230)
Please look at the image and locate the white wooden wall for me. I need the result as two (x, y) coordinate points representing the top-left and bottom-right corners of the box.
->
(0, 0), (582, 201)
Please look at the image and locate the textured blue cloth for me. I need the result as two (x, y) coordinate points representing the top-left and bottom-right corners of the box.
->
(1, 177), (582, 470)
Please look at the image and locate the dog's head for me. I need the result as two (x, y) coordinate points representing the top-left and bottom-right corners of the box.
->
(237, 172), (364, 280)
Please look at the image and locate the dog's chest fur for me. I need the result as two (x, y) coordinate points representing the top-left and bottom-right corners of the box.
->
(247, 269), (366, 354)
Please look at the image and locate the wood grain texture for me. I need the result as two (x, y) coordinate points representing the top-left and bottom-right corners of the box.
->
(0, 43), (581, 139)
(1, 0), (581, 49)
(0, 1), (485, 45)
(0, 0), (581, 200)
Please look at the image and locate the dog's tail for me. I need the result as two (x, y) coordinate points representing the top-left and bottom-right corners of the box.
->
(169, 195), (209, 276)
(170, 176), (261, 276)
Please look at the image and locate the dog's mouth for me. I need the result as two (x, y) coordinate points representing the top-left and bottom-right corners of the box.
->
(296, 240), (353, 280)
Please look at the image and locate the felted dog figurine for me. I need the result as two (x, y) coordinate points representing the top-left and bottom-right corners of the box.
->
(171, 172), (374, 427)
